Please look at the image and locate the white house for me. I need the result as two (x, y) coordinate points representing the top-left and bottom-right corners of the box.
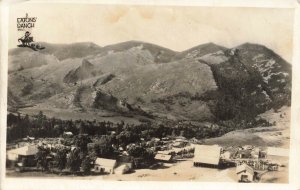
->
(7, 145), (38, 161)
(236, 163), (254, 182)
(94, 158), (117, 174)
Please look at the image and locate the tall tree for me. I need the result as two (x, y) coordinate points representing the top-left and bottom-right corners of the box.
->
(35, 146), (50, 172)
(67, 149), (81, 173)
(81, 156), (92, 175)
(55, 148), (67, 171)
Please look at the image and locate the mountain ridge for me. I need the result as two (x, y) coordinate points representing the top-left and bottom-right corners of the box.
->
(8, 41), (291, 124)
(9, 41), (291, 64)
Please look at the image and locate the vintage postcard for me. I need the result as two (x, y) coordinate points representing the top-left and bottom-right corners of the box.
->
(1, 0), (300, 190)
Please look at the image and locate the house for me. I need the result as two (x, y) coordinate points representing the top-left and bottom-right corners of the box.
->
(157, 150), (174, 155)
(242, 145), (253, 150)
(154, 153), (172, 162)
(22, 136), (35, 141)
(175, 137), (188, 143)
(172, 141), (184, 148)
(193, 145), (221, 167)
(250, 148), (261, 159)
(237, 150), (252, 159)
(236, 163), (254, 182)
(7, 145), (38, 161)
(267, 147), (289, 157)
(63, 131), (73, 137)
(7, 145), (38, 167)
(94, 158), (117, 174)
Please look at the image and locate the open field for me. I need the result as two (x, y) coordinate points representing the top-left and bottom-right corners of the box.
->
(204, 106), (290, 148)
(18, 106), (144, 124)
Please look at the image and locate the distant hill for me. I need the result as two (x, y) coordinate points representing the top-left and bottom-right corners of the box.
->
(99, 40), (178, 63)
(8, 41), (291, 123)
(173, 42), (228, 60)
(9, 42), (102, 61)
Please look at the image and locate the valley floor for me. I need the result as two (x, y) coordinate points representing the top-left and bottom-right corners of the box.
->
(7, 106), (290, 183)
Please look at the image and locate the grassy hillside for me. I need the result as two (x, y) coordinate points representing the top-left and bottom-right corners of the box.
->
(8, 41), (291, 125)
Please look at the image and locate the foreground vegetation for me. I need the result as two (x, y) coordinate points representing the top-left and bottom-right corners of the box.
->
(7, 111), (273, 143)
(6, 111), (273, 175)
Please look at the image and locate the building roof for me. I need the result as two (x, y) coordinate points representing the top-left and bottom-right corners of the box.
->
(95, 158), (117, 168)
(154, 153), (172, 161)
(267, 147), (289, 157)
(236, 163), (254, 175)
(238, 150), (252, 155)
(157, 150), (172, 155)
(193, 145), (221, 165)
(173, 142), (183, 147)
(64, 131), (73, 135)
(7, 145), (38, 156)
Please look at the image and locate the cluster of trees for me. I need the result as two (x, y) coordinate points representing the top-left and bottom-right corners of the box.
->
(6, 110), (273, 175)
(7, 110), (272, 144)
(31, 133), (155, 174)
(32, 135), (94, 174)
(33, 148), (85, 174)
(6, 111), (115, 142)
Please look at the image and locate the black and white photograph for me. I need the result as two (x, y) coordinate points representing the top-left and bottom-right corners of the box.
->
(1, 1), (300, 189)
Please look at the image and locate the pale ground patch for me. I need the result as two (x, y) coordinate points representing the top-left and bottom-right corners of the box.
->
(204, 106), (290, 148)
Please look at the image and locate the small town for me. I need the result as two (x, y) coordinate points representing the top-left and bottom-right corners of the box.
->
(6, 128), (288, 182)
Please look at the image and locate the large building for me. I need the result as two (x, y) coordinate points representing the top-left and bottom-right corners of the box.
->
(193, 145), (221, 168)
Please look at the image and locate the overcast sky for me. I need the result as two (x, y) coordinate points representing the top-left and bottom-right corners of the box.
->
(9, 3), (294, 62)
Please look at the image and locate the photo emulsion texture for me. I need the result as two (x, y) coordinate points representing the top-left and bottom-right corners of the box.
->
(6, 5), (293, 183)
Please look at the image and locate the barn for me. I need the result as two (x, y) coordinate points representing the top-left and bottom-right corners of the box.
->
(193, 145), (221, 168)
